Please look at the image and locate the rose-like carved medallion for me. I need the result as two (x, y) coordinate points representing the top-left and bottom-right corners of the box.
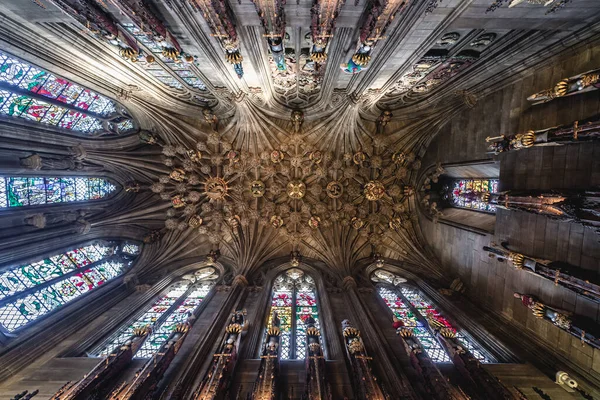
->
(287, 180), (306, 199)
(363, 181), (386, 201)
(204, 177), (228, 200)
(326, 181), (343, 199)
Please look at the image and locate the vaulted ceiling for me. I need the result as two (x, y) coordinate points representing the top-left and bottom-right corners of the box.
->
(1, 0), (599, 280)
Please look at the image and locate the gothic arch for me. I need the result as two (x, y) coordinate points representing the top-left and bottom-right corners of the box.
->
(248, 259), (336, 360)
(417, 160), (500, 233)
(86, 265), (220, 358)
(0, 47), (138, 139)
(364, 261), (519, 364)
(0, 238), (140, 337)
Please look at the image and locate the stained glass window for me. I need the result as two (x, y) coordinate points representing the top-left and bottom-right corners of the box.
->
(373, 270), (493, 363)
(91, 267), (217, 358)
(399, 287), (491, 363)
(0, 176), (117, 209)
(264, 269), (321, 360)
(0, 49), (136, 135)
(378, 287), (450, 362)
(448, 179), (499, 213)
(0, 241), (137, 332)
(122, 24), (206, 91)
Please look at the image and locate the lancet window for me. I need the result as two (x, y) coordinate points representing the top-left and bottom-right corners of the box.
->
(372, 269), (493, 363)
(0, 241), (140, 333)
(90, 267), (218, 358)
(0, 49), (136, 136)
(445, 178), (499, 213)
(0, 176), (117, 209)
(264, 269), (321, 360)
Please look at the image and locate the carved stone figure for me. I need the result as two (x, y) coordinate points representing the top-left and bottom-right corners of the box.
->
(341, 320), (388, 400)
(456, 190), (600, 231)
(20, 154), (84, 171)
(429, 321), (519, 400)
(528, 68), (600, 105)
(50, 326), (151, 400)
(248, 311), (281, 400)
(514, 293), (600, 349)
(107, 323), (191, 399)
(393, 316), (461, 400)
(485, 242), (600, 303)
(193, 310), (247, 400)
(291, 110), (304, 133)
(304, 315), (331, 400)
(486, 114), (600, 154)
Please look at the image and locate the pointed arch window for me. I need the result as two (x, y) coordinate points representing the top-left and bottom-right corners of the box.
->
(0, 240), (140, 333)
(90, 267), (218, 358)
(445, 178), (499, 213)
(372, 270), (493, 363)
(264, 269), (321, 360)
(0, 176), (118, 209)
(0, 49), (136, 136)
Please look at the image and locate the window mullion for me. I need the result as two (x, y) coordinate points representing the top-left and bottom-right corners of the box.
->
(151, 283), (195, 330)
(291, 285), (297, 360)
(0, 81), (111, 121)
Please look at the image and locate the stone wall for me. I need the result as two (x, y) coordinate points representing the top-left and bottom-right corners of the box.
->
(419, 41), (600, 395)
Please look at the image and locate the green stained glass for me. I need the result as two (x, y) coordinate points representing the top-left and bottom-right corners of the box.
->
(264, 270), (321, 360)
(0, 242), (133, 332)
(93, 277), (214, 358)
(0, 49), (135, 135)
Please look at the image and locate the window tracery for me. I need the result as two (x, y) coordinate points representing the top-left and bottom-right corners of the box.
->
(0, 49), (136, 136)
(373, 270), (492, 363)
(91, 267), (217, 358)
(0, 176), (117, 209)
(444, 178), (499, 213)
(264, 269), (321, 360)
(0, 241), (138, 333)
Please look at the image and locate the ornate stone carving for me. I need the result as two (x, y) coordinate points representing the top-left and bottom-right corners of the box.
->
(249, 311), (281, 400)
(486, 114), (600, 154)
(341, 320), (387, 399)
(50, 326), (151, 399)
(514, 293), (600, 349)
(193, 310), (247, 399)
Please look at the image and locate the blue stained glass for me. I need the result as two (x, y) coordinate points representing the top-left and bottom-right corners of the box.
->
(0, 176), (117, 209)
(449, 179), (499, 214)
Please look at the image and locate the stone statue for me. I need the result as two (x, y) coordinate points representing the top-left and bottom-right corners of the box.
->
(456, 190), (600, 232)
(20, 154), (84, 171)
(428, 318), (519, 400)
(486, 114), (600, 154)
(341, 320), (388, 400)
(514, 293), (600, 349)
(485, 242), (600, 304)
(393, 316), (461, 400)
(193, 310), (247, 400)
(24, 210), (82, 229)
(527, 68), (600, 105)
(50, 326), (151, 400)
(304, 315), (331, 400)
(107, 322), (191, 399)
(291, 110), (304, 133)
(248, 310), (281, 400)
